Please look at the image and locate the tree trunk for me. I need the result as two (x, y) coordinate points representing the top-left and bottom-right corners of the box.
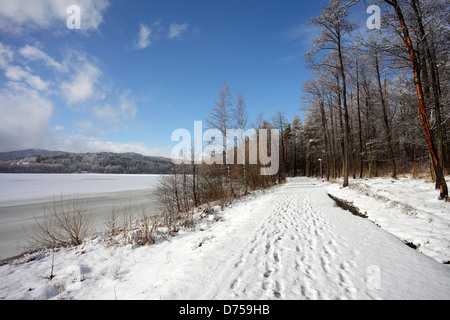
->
(337, 36), (350, 187)
(329, 97), (337, 179)
(319, 100), (331, 181)
(385, 0), (448, 199)
(356, 60), (364, 178)
(192, 162), (198, 207)
(374, 52), (397, 178)
(336, 74), (345, 180)
(411, 0), (445, 180)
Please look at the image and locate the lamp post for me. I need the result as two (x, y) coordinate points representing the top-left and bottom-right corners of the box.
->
(318, 158), (323, 180)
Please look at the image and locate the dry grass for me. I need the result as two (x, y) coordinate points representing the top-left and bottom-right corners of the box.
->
(24, 195), (94, 252)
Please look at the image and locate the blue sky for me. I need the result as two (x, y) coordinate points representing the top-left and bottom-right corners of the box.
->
(0, 0), (371, 157)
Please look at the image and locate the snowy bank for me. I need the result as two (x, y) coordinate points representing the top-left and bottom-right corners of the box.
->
(326, 175), (450, 264)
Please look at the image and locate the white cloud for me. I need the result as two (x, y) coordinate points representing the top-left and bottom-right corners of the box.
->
(0, 43), (49, 91)
(1, 43), (104, 104)
(0, 83), (53, 151)
(45, 130), (172, 157)
(137, 24), (152, 49)
(94, 104), (116, 122)
(118, 91), (137, 119)
(0, 42), (159, 156)
(135, 20), (164, 50)
(94, 91), (137, 125)
(0, 0), (110, 33)
(60, 60), (102, 105)
(168, 23), (189, 39)
(0, 43), (53, 151)
(0, 43), (13, 67)
(282, 24), (320, 46)
(19, 45), (65, 71)
(4, 65), (49, 91)
(76, 121), (104, 137)
(133, 20), (190, 49)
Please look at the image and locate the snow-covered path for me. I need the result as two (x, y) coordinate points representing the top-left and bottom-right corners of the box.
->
(184, 178), (450, 300)
(200, 187), (364, 300)
(1, 177), (449, 300)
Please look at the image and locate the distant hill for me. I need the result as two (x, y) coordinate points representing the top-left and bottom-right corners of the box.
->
(0, 150), (175, 174)
(0, 149), (64, 162)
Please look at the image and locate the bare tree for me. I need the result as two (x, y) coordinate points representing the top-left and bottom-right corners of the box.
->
(297, 0), (448, 199)
(373, 47), (397, 178)
(291, 115), (302, 177)
(234, 94), (249, 194)
(384, 0), (448, 199)
(271, 110), (288, 182)
(206, 83), (236, 200)
(308, 0), (359, 187)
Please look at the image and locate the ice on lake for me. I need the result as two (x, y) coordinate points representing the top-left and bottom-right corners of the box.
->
(0, 173), (161, 204)
(0, 174), (163, 260)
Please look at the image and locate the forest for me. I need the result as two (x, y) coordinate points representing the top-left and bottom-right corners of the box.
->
(157, 0), (449, 217)
(0, 151), (174, 174)
(299, 0), (449, 198)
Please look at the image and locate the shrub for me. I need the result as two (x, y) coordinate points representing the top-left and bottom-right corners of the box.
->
(25, 195), (94, 251)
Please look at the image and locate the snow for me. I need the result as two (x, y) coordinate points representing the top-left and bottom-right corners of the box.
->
(0, 177), (449, 300)
(326, 176), (450, 264)
(0, 174), (162, 261)
(0, 174), (162, 204)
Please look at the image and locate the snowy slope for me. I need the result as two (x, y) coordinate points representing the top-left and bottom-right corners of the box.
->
(327, 176), (450, 264)
(0, 177), (449, 300)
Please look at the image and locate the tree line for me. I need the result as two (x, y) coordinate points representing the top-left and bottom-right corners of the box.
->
(0, 152), (174, 174)
(157, 83), (282, 216)
(158, 0), (449, 215)
(301, 0), (448, 198)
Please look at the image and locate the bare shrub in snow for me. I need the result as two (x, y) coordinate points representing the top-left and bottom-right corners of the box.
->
(25, 195), (94, 251)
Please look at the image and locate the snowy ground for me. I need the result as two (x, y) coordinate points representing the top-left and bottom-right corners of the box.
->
(327, 176), (450, 264)
(0, 177), (449, 300)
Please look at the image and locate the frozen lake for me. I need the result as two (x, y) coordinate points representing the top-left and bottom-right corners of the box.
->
(0, 174), (161, 204)
(0, 174), (162, 261)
